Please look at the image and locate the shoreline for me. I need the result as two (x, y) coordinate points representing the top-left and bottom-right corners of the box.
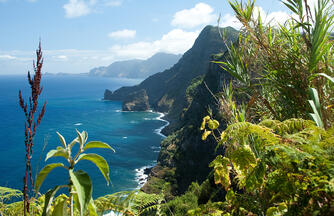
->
(103, 110), (169, 216)
(133, 111), (169, 188)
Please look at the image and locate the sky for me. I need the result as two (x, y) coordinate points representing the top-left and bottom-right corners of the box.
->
(0, 0), (307, 75)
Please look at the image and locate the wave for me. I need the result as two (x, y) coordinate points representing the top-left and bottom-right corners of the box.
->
(134, 165), (154, 188)
(74, 123), (83, 126)
(154, 112), (169, 138)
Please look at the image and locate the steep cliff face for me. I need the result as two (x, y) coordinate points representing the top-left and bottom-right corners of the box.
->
(122, 89), (149, 111)
(144, 54), (232, 194)
(104, 25), (239, 195)
(104, 26), (239, 133)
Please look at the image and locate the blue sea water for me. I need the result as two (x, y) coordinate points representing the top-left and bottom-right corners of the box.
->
(0, 75), (166, 198)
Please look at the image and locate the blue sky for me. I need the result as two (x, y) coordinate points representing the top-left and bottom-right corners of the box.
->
(0, 0), (295, 75)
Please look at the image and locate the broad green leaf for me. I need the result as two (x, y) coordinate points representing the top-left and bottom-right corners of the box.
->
(72, 191), (80, 214)
(45, 147), (68, 161)
(76, 153), (110, 184)
(35, 163), (65, 193)
(69, 170), (93, 216)
(84, 141), (115, 152)
(42, 185), (67, 216)
(56, 132), (67, 148)
(208, 119), (219, 130)
(52, 196), (68, 216)
(202, 130), (212, 140)
(87, 198), (98, 216)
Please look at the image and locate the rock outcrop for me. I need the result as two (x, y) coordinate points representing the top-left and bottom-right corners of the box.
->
(122, 89), (149, 111)
(104, 89), (113, 100)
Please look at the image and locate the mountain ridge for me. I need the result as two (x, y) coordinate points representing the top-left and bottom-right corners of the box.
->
(104, 25), (239, 134)
(104, 25), (239, 194)
(89, 52), (181, 79)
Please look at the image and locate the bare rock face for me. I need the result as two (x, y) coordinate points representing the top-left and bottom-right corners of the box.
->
(122, 89), (150, 111)
(104, 89), (113, 100)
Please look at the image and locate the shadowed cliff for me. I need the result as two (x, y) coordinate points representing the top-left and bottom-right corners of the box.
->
(104, 25), (239, 135)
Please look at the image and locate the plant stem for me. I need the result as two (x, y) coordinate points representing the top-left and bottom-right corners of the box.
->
(69, 185), (73, 216)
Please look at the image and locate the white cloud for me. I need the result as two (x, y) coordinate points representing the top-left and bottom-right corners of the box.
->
(0, 55), (16, 60)
(63, 0), (123, 18)
(253, 6), (290, 26)
(110, 29), (200, 59)
(219, 13), (242, 29)
(171, 3), (216, 28)
(63, 0), (93, 18)
(0, 28), (198, 74)
(54, 55), (68, 61)
(218, 6), (291, 30)
(108, 29), (136, 39)
(104, 0), (122, 7)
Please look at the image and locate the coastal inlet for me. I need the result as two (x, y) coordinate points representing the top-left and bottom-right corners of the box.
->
(0, 75), (167, 198)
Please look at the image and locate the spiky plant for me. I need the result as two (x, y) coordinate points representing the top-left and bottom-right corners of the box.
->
(215, 0), (334, 126)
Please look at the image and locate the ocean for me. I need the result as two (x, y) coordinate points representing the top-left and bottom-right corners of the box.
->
(0, 74), (166, 198)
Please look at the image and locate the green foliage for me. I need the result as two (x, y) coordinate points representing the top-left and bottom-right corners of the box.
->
(201, 115), (334, 215)
(35, 130), (114, 216)
(94, 190), (163, 216)
(163, 190), (198, 216)
(0, 186), (23, 215)
(197, 3), (334, 214)
(217, 0), (334, 127)
(185, 75), (204, 104)
(0, 186), (22, 203)
(0, 191), (45, 216)
(308, 87), (324, 128)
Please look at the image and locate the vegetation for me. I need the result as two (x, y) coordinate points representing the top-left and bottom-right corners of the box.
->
(35, 130), (115, 216)
(2, 0), (334, 215)
(18, 42), (46, 215)
(186, 75), (205, 104)
(194, 0), (334, 215)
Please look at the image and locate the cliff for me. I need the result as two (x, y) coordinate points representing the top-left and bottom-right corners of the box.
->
(122, 89), (149, 111)
(104, 26), (239, 133)
(104, 25), (239, 195)
(143, 52), (233, 194)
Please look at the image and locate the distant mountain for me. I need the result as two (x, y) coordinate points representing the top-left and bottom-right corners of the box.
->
(104, 25), (239, 194)
(89, 53), (181, 79)
(104, 25), (239, 131)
